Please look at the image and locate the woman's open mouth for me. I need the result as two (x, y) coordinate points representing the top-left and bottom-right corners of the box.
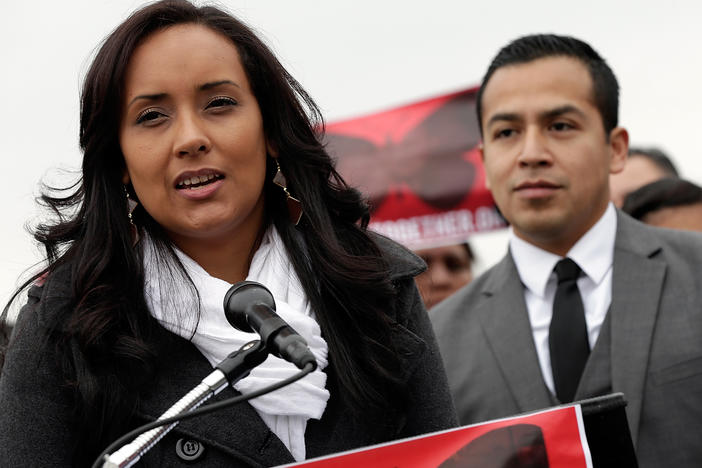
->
(175, 172), (224, 190)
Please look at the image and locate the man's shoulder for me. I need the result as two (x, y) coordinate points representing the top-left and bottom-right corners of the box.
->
(651, 225), (702, 255)
(615, 211), (702, 262)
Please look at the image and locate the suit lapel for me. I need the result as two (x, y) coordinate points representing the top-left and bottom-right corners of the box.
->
(575, 308), (612, 400)
(479, 254), (555, 413)
(610, 213), (666, 447)
(137, 330), (295, 466)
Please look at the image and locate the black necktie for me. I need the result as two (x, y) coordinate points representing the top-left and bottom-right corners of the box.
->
(549, 258), (590, 403)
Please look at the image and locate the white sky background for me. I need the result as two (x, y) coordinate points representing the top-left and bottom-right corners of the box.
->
(2, 0), (702, 309)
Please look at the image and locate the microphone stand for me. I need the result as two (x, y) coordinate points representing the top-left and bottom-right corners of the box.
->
(101, 340), (268, 468)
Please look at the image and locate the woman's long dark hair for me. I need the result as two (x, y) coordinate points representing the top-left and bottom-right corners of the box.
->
(2, 0), (406, 460)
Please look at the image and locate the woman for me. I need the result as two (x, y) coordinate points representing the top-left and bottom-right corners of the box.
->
(0, 1), (456, 466)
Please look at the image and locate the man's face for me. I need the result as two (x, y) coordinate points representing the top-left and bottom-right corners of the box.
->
(480, 56), (628, 255)
(610, 155), (669, 208)
(415, 244), (474, 310)
(643, 203), (702, 232)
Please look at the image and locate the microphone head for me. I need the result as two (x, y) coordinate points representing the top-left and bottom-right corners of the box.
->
(223, 281), (276, 333)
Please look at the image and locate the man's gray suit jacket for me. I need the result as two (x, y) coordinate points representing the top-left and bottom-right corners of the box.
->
(431, 211), (702, 468)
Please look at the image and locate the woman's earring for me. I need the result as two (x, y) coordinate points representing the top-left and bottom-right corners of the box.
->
(124, 186), (140, 245)
(273, 160), (303, 225)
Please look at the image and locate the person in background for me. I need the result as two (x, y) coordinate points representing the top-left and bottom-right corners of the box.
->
(415, 242), (475, 309)
(431, 33), (702, 468)
(610, 146), (678, 207)
(622, 177), (702, 231)
(0, 1), (456, 466)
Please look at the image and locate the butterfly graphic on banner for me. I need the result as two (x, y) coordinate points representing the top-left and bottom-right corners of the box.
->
(325, 91), (482, 215)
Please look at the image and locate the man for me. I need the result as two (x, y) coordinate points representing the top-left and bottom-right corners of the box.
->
(432, 34), (702, 468)
(622, 177), (702, 231)
(610, 146), (679, 207)
(415, 242), (474, 309)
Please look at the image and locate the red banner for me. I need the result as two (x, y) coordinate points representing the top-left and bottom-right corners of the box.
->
(325, 88), (505, 249)
(284, 405), (593, 468)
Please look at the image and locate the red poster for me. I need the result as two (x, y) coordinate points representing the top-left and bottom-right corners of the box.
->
(325, 88), (505, 249)
(283, 405), (592, 468)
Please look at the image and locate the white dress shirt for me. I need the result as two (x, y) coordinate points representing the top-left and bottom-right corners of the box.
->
(509, 203), (617, 395)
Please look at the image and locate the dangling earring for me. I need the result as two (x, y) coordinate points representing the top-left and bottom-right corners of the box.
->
(272, 159), (303, 225)
(124, 186), (140, 245)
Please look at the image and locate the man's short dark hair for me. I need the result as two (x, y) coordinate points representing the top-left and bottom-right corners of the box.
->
(476, 34), (619, 137)
(628, 146), (679, 177)
(622, 177), (702, 221)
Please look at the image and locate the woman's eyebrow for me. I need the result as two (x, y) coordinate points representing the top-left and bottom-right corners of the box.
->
(127, 92), (166, 109)
(199, 79), (241, 91)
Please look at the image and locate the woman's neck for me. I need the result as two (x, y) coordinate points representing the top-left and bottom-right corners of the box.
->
(169, 223), (267, 284)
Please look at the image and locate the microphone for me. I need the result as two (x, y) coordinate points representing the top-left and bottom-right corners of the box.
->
(223, 281), (317, 370)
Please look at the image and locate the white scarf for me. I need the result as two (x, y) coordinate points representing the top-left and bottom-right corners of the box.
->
(142, 227), (330, 462)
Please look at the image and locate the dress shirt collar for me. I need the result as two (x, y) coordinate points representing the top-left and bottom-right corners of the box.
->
(509, 203), (618, 298)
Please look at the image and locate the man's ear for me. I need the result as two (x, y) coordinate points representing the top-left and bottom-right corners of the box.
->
(608, 127), (629, 175)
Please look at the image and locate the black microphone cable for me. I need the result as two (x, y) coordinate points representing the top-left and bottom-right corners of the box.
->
(92, 362), (314, 468)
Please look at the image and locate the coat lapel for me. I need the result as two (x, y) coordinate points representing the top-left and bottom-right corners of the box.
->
(610, 213), (666, 447)
(479, 254), (555, 413)
(136, 331), (295, 466)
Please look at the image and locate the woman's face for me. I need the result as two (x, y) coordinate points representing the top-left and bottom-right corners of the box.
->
(119, 23), (268, 249)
